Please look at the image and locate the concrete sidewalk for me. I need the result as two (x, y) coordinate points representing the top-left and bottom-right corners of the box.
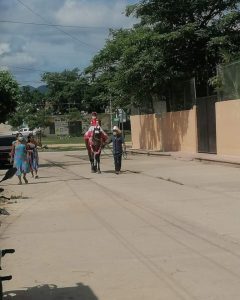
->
(129, 149), (240, 166)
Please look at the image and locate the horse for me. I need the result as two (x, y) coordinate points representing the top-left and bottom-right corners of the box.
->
(85, 127), (108, 174)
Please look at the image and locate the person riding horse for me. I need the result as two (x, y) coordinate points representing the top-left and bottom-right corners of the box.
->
(85, 126), (108, 173)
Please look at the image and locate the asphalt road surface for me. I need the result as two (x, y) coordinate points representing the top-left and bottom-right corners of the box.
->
(1, 151), (240, 300)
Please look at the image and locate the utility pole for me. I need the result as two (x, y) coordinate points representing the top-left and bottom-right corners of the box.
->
(110, 98), (113, 130)
(121, 114), (124, 138)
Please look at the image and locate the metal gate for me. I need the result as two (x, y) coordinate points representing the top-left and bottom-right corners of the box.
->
(196, 96), (217, 154)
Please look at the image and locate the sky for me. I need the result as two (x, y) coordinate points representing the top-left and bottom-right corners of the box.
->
(0, 0), (137, 87)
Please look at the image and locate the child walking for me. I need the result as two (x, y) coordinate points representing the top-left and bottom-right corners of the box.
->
(108, 126), (126, 175)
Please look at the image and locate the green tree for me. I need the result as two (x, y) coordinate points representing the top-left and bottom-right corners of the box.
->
(86, 0), (240, 110)
(86, 28), (174, 109)
(9, 87), (49, 129)
(68, 108), (82, 122)
(0, 70), (20, 123)
(42, 68), (88, 114)
(127, 0), (240, 95)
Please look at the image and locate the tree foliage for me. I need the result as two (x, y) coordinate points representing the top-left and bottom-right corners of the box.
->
(85, 0), (240, 109)
(0, 71), (20, 123)
(42, 68), (89, 114)
(129, 0), (240, 84)
(9, 87), (49, 129)
(7, 1), (240, 119)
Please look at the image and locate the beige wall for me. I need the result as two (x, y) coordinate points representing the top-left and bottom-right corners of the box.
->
(162, 108), (197, 152)
(0, 123), (12, 134)
(216, 99), (240, 156)
(130, 114), (161, 150)
(131, 107), (197, 152)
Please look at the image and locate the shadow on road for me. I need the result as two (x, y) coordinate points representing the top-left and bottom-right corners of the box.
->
(40, 161), (89, 168)
(5, 177), (90, 186)
(101, 170), (118, 174)
(0, 165), (12, 171)
(102, 170), (141, 175)
(3, 283), (98, 300)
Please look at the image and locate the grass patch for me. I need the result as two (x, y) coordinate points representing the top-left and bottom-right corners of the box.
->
(40, 146), (85, 152)
(42, 134), (132, 145)
(42, 136), (84, 145)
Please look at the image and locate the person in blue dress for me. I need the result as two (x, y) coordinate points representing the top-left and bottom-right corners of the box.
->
(13, 136), (30, 185)
(11, 133), (24, 161)
(108, 126), (126, 175)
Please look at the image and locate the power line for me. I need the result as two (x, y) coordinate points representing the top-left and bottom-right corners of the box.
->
(2, 65), (82, 74)
(6, 66), (47, 73)
(0, 19), (112, 30)
(0, 46), (90, 59)
(0, 65), (88, 84)
(16, 0), (98, 50)
(16, 77), (89, 84)
(17, 79), (87, 84)
(1, 65), (92, 88)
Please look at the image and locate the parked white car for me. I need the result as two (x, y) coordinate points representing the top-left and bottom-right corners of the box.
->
(12, 127), (39, 136)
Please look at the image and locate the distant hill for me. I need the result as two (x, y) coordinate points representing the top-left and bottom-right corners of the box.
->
(22, 85), (48, 94)
(37, 85), (48, 94)
(22, 85), (35, 92)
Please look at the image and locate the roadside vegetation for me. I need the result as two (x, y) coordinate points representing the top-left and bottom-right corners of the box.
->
(41, 133), (132, 146)
(1, 0), (240, 128)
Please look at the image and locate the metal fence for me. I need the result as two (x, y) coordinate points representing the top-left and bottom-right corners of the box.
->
(131, 78), (197, 115)
(218, 60), (240, 101)
(168, 78), (196, 111)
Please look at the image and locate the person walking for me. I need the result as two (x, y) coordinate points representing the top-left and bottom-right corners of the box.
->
(108, 126), (126, 175)
(27, 134), (40, 179)
(11, 133), (24, 164)
(13, 136), (30, 185)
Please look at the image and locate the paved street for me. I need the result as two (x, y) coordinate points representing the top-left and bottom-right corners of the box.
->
(1, 151), (240, 299)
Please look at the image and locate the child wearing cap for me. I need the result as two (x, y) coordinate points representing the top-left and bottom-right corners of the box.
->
(108, 126), (126, 174)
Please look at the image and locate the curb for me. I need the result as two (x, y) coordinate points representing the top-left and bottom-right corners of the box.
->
(127, 149), (171, 157)
(127, 149), (240, 167)
(194, 157), (240, 167)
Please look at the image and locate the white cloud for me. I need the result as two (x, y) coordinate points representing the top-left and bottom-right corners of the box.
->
(55, 0), (134, 28)
(0, 52), (36, 67)
(0, 66), (9, 71)
(0, 43), (10, 56)
(0, 0), (135, 86)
